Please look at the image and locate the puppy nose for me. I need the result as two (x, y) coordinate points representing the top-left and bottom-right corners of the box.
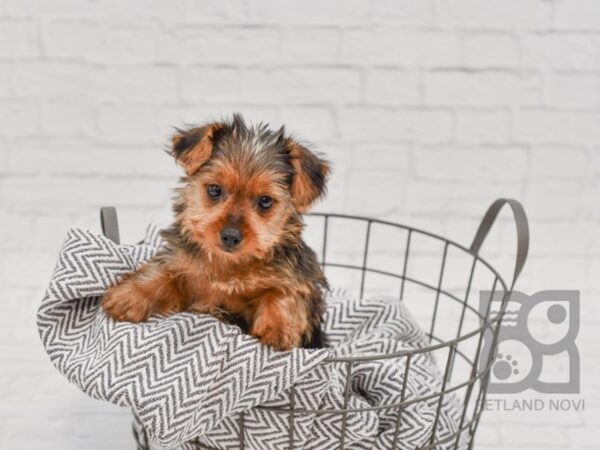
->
(220, 228), (243, 250)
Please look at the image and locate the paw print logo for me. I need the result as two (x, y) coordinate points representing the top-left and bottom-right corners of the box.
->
(493, 354), (519, 380)
(480, 291), (580, 394)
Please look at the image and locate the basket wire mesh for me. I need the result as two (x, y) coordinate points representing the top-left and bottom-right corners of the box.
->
(102, 198), (528, 450)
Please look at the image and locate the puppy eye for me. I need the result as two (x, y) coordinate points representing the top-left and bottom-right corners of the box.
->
(257, 195), (273, 210)
(207, 184), (222, 199)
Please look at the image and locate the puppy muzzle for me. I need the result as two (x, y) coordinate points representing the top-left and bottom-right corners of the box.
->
(220, 228), (243, 252)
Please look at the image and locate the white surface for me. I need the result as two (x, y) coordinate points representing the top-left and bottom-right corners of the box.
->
(0, 0), (598, 448)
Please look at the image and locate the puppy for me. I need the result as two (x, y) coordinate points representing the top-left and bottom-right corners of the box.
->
(102, 115), (330, 350)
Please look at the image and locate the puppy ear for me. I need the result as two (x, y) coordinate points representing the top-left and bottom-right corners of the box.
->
(285, 139), (331, 213)
(170, 122), (228, 176)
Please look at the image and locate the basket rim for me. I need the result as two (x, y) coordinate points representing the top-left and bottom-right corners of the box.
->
(305, 212), (510, 363)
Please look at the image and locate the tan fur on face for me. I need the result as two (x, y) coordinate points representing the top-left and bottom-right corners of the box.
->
(179, 160), (295, 263)
(103, 115), (329, 350)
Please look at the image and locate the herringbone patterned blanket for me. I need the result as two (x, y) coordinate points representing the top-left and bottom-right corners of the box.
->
(38, 226), (464, 449)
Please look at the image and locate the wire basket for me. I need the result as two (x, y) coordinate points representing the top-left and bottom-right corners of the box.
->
(102, 198), (529, 450)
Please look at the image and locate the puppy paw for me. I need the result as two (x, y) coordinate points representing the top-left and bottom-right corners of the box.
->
(102, 283), (152, 323)
(251, 321), (302, 351)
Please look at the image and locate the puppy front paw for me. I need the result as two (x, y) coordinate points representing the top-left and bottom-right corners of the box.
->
(102, 283), (152, 323)
(251, 320), (302, 351)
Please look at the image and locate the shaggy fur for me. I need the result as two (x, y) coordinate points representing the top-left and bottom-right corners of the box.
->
(103, 114), (330, 350)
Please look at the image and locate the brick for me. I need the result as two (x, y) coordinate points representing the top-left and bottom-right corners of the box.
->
(425, 71), (541, 106)
(96, 25), (157, 63)
(31, 215), (84, 251)
(8, 0), (184, 21)
(9, 138), (178, 178)
(530, 147), (587, 180)
(281, 28), (339, 64)
(588, 146), (600, 176)
(242, 68), (361, 104)
(0, 289), (39, 318)
(3, 178), (88, 212)
(353, 143), (410, 170)
(12, 62), (91, 99)
(582, 178), (600, 221)
(346, 169), (404, 216)
(0, 139), (8, 173)
(0, 63), (10, 98)
(404, 180), (518, 217)
(371, 0), (434, 24)
(569, 424), (600, 448)
(3, 177), (172, 214)
(7, 138), (88, 175)
(280, 106), (336, 142)
(4, 417), (73, 439)
(97, 0), (186, 22)
(436, 0), (553, 30)
(555, 0), (600, 30)
(183, 0), (247, 22)
(578, 230), (600, 258)
(0, 100), (40, 136)
(514, 110), (600, 144)
(0, 19), (39, 58)
(583, 352), (600, 382)
(42, 20), (99, 58)
(4, 0), (99, 16)
(44, 20), (157, 63)
(532, 222), (594, 256)
(545, 74), (599, 109)
(0, 213), (33, 251)
(524, 180), (581, 219)
(455, 110), (511, 144)
(92, 66), (178, 103)
(248, 0), (370, 24)
(522, 34), (600, 71)
(73, 415), (134, 441)
(98, 105), (160, 144)
(40, 100), (97, 137)
(463, 33), (520, 68)
(181, 66), (241, 103)
(413, 147), (528, 182)
(341, 29), (460, 66)
(156, 27), (279, 64)
(0, 252), (57, 288)
(365, 69), (420, 105)
(339, 107), (453, 143)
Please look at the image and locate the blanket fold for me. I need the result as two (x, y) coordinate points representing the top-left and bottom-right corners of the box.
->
(38, 226), (464, 450)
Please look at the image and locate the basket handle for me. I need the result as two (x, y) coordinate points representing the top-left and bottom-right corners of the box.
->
(100, 206), (120, 244)
(470, 199), (529, 290)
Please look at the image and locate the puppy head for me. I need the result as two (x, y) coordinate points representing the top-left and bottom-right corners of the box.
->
(170, 114), (330, 261)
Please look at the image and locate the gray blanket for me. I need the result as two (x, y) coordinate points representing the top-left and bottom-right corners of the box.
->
(38, 226), (463, 449)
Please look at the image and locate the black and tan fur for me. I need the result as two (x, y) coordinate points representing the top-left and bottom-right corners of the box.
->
(102, 115), (330, 350)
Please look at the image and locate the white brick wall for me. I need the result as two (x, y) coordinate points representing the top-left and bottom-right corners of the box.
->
(1, 0), (599, 448)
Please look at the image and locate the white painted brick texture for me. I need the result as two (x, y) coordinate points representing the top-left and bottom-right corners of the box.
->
(1, 0), (599, 448)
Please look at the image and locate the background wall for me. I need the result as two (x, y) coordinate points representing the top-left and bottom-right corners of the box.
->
(1, 0), (598, 448)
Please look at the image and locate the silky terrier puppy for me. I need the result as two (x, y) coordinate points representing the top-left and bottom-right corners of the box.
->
(102, 115), (330, 350)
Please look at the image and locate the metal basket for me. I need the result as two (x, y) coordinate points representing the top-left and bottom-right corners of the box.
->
(101, 198), (529, 450)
